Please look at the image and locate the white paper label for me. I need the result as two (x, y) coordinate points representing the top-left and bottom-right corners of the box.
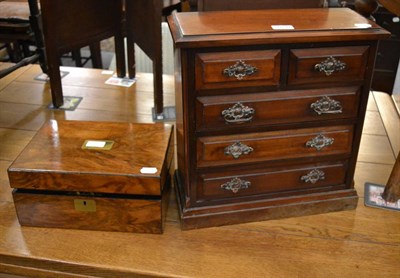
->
(140, 167), (158, 174)
(271, 25), (295, 30)
(101, 70), (114, 75)
(105, 76), (136, 87)
(354, 23), (372, 28)
(85, 141), (106, 148)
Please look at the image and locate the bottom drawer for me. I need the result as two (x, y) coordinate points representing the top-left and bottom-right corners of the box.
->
(12, 185), (170, 234)
(197, 161), (348, 202)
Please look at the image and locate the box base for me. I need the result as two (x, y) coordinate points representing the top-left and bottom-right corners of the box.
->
(174, 171), (358, 230)
(13, 178), (171, 234)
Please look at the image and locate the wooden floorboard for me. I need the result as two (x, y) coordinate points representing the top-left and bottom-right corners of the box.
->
(373, 91), (400, 156)
(0, 64), (29, 92)
(0, 64), (398, 278)
(393, 94), (400, 115)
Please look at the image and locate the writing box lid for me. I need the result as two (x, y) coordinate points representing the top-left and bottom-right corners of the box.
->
(8, 120), (174, 196)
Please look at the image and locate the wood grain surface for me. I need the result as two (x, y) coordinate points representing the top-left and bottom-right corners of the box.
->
(8, 121), (173, 195)
(0, 64), (398, 277)
(169, 8), (390, 47)
(12, 190), (165, 234)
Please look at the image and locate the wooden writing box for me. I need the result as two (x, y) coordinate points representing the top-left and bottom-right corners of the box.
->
(8, 120), (174, 234)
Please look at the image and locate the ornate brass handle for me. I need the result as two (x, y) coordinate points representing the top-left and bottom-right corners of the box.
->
(221, 102), (255, 124)
(224, 141), (254, 159)
(314, 56), (346, 76)
(220, 177), (251, 193)
(311, 96), (343, 115)
(300, 169), (325, 184)
(306, 134), (334, 151)
(223, 60), (258, 80)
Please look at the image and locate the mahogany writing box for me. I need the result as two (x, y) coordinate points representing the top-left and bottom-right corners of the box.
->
(8, 120), (174, 234)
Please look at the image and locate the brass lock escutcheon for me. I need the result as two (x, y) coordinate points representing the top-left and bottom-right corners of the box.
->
(221, 177), (251, 193)
(224, 141), (254, 159)
(74, 199), (96, 212)
(223, 60), (258, 80)
(221, 102), (255, 124)
(305, 134), (334, 151)
(300, 169), (326, 184)
(314, 56), (346, 76)
(311, 96), (343, 115)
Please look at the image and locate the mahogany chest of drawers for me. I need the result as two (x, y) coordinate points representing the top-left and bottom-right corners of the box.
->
(8, 120), (174, 234)
(168, 8), (390, 229)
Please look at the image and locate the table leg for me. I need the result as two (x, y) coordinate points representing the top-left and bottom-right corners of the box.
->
(382, 151), (400, 202)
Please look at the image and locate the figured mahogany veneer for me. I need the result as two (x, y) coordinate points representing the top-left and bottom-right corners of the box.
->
(195, 50), (281, 90)
(197, 160), (349, 202)
(196, 86), (360, 131)
(197, 125), (354, 167)
(168, 8), (390, 229)
(8, 120), (174, 234)
(12, 191), (167, 233)
(288, 46), (370, 85)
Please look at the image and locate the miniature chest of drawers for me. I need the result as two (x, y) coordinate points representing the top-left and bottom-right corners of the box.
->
(8, 120), (174, 234)
(168, 8), (390, 229)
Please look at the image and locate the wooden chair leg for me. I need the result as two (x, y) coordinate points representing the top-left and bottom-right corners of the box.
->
(22, 42), (31, 57)
(126, 35), (136, 79)
(89, 42), (103, 69)
(71, 49), (83, 67)
(125, 0), (163, 114)
(114, 34), (126, 78)
(8, 42), (23, 62)
(46, 52), (64, 107)
(152, 54), (163, 115)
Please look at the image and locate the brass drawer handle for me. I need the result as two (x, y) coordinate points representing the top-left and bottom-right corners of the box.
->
(223, 60), (258, 80)
(311, 96), (343, 115)
(221, 102), (255, 124)
(314, 56), (346, 76)
(306, 134), (334, 151)
(300, 169), (326, 184)
(221, 177), (251, 193)
(224, 141), (254, 159)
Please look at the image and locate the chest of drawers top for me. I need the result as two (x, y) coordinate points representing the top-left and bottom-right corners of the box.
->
(169, 8), (389, 47)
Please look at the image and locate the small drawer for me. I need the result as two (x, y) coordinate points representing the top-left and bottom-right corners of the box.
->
(196, 86), (360, 131)
(197, 161), (348, 201)
(197, 125), (353, 167)
(195, 50), (281, 90)
(288, 46), (369, 85)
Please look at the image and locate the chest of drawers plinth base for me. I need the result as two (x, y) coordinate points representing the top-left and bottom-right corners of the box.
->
(175, 171), (357, 230)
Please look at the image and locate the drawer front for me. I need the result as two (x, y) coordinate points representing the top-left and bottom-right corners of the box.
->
(197, 125), (353, 167)
(196, 86), (360, 131)
(195, 50), (281, 90)
(288, 46), (369, 85)
(197, 161), (348, 201)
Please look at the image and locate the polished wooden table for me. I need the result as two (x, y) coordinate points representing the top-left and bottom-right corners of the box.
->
(0, 64), (399, 277)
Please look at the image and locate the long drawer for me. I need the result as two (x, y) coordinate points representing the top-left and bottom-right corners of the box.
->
(288, 46), (369, 85)
(197, 125), (353, 167)
(195, 50), (281, 90)
(197, 160), (348, 202)
(196, 86), (360, 131)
